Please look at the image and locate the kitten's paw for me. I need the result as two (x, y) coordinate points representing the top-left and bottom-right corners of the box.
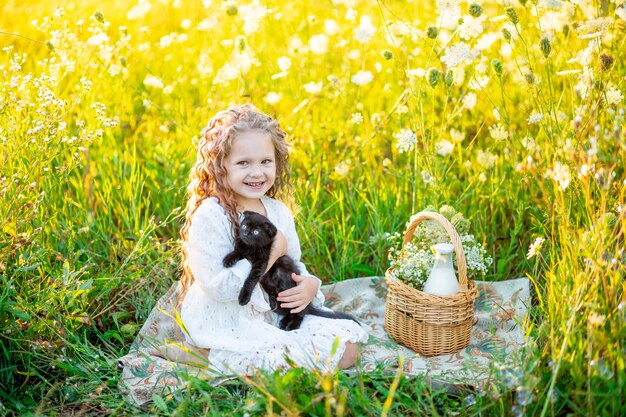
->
(238, 288), (252, 306)
(223, 253), (238, 267)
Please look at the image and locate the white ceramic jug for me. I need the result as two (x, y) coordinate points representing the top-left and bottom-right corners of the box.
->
(422, 243), (459, 296)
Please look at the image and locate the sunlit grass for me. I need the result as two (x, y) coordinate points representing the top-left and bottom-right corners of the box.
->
(1, 0), (624, 415)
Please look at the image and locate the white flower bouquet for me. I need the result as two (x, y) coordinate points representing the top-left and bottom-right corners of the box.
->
(387, 205), (493, 290)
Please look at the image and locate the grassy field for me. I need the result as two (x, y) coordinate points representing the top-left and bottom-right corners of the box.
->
(1, 0), (624, 415)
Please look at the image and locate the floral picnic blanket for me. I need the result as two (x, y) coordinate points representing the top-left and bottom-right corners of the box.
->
(118, 276), (530, 406)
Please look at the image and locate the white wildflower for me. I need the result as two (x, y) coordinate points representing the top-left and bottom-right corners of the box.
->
(324, 19), (339, 35)
(489, 123), (509, 141)
(526, 237), (545, 259)
(522, 136), (536, 150)
(462, 92), (477, 110)
(527, 112), (544, 125)
(127, 0), (152, 20)
(303, 81), (322, 94)
(277, 56), (291, 72)
(264, 92), (281, 104)
(309, 34), (329, 54)
(606, 88), (623, 105)
(334, 161), (350, 177)
(468, 75), (489, 90)
(351, 70), (373, 85)
(351, 112), (364, 124)
(394, 128), (417, 153)
(436, 140), (455, 156)
(354, 15), (376, 43)
(617, 7), (626, 21)
(477, 150), (497, 168)
(441, 42), (475, 68)
(459, 15), (484, 39)
(450, 128), (465, 142)
(87, 32), (109, 46)
(143, 74), (164, 89)
(545, 161), (571, 190)
(181, 19), (192, 29)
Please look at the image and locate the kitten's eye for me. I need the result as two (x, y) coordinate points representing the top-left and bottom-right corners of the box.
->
(253, 230), (259, 235)
(241, 225), (247, 230)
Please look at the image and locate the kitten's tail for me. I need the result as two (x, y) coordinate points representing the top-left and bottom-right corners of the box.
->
(308, 307), (360, 325)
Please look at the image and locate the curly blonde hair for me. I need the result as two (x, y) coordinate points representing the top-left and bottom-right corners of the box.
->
(177, 103), (291, 306)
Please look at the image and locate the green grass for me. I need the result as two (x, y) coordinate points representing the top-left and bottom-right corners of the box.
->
(1, 0), (625, 415)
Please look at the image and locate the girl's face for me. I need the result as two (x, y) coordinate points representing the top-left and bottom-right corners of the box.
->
(224, 130), (276, 210)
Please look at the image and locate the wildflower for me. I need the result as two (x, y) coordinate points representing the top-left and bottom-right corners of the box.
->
(468, 75), (489, 90)
(605, 88), (623, 105)
(527, 112), (544, 125)
(421, 170), (433, 183)
(588, 312), (606, 326)
(539, 37), (552, 58)
(239, 2), (269, 34)
(351, 112), (363, 124)
(458, 93), (476, 111)
(459, 15), (484, 39)
(351, 70), (373, 86)
(439, 205), (457, 220)
(468, 3), (483, 17)
(324, 19), (339, 35)
(492, 59), (503, 76)
(545, 161), (571, 190)
(394, 128), (417, 153)
(264, 92), (281, 104)
(450, 128), (465, 142)
(143, 74), (164, 89)
(334, 161), (350, 178)
(127, 0), (152, 20)
(427, 26), (439, 38)
(489, 123), (509, 141)
(436, 139), (454, 156)
(451, 213), (470, 234)
(428, 68), (441, 87)
(521, 136), (536, 150)
(616, 6), (626, 22)
(441, 42), (475, 68)
(309, 34), (329, 54)
(506, 7), (519, 25)
(277, 56), (291, 72)
(477, 150), (497, 168)
(526, 237), (545, 259)
(303, 81), (322, 94)
(354, 15), (376, 43)
(436, 0), (461, 20)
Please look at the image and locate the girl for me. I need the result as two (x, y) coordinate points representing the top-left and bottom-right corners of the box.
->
(169, 103), (367, 374)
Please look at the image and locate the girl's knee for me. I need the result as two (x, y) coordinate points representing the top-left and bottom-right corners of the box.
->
(338, 342), (358, 369)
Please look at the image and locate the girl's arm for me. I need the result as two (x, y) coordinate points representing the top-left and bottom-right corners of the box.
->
(185, 202), (271, 311)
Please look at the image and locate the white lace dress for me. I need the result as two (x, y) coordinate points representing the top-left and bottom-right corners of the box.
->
(180, 196), (368, 375)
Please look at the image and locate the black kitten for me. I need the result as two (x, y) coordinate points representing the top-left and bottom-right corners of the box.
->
(223, 211), (360, 331)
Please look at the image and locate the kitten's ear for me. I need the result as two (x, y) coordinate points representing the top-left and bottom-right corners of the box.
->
(264, 222), (277, 236)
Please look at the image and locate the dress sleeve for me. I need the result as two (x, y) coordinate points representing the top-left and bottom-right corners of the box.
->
(279, 203), (326, 308)
(185, 202), (270, 311)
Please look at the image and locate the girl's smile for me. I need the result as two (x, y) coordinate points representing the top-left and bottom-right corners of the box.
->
(225, 130), (276, 211)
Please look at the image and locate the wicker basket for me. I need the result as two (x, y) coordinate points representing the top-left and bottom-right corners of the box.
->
(384, 211), (479, 356)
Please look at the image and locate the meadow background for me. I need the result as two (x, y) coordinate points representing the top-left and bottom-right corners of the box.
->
(1, 0), (624, 415)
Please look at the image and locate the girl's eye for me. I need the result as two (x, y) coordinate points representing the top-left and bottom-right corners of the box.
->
(237, 161), (249, 166)
(262, 159), (273, 165)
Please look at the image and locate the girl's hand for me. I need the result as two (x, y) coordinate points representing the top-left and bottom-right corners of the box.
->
(276, 273), (320, 313)
(265, 231), (288, 272)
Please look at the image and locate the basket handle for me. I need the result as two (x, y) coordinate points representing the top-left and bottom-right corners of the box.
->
(402, 211), (469, 291)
